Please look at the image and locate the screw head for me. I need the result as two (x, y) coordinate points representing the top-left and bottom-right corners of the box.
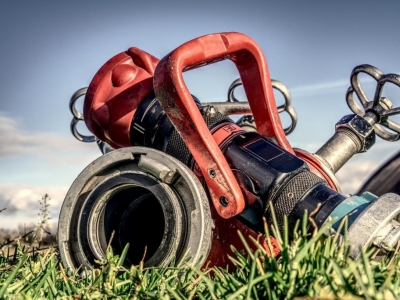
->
(208, 168), (216, 178)
(220, 196), (229, 207)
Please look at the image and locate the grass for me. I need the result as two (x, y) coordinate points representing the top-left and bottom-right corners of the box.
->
(1, 211), (400, 299)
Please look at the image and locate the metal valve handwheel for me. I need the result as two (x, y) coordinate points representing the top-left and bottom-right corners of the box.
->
(70, 87), (114, 154)
(227, 78), (298, 135)
(346, 64), (400, 141)
(69, 87), (96, 143)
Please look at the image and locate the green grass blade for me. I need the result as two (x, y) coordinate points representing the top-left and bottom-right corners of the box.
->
(0, 253), (28, 298)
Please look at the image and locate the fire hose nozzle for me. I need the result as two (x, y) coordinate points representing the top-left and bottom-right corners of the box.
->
(60, 33), (400, 272)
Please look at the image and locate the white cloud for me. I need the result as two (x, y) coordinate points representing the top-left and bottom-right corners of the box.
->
(333, 141), (399, 195)
(291, 79), (349, 96)
(0, 114), (82, 156)
(0, 182), (68, 230)
(0, 115), (38, 157)
(0, 113), (100, 166)
(336, 160), (379, 195)
(290, 74), (382, 97)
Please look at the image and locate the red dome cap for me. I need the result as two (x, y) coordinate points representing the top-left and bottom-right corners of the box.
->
(84, 47), (159, 148)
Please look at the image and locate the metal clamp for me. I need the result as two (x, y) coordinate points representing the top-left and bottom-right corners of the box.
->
(346, 64), (400, 141)
(227, 78), (297, 135)
(58, 146), (212, 270)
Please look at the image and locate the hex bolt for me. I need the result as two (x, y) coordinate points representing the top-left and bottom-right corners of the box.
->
(201, 105), (217, 117)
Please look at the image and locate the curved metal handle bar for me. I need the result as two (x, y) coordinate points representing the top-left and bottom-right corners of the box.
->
(350, 64), (383, 108)
(200, 102), (252, 117)
(154, 32), (292, 218)
(346, 86), (365, 116)
(373, 73), (400, 108)
(69, 87), (96, 143)
(347, 64), (400, 141)
(269, 80), (297, 135)
(227, 78), (243, 103)
(227, 78), (297, 135)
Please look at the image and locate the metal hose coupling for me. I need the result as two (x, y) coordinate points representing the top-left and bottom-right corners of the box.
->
(329, 192), (400, 259)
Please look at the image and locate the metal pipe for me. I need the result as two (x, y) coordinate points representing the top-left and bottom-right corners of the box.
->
(315, 129), (361, 173)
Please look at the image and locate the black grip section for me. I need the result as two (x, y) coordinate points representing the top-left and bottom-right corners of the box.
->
(165, 130), (192, 166)
(165, 109), (231, 167)
(131, 93), (232, 168)
(266, 171), (324, 232)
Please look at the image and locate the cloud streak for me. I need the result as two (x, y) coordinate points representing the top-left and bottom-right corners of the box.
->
(289, 72), (399, 97)
(0, 115), (42, 157)
(291, 79), (349, 96)
(0, 113), (100, 165)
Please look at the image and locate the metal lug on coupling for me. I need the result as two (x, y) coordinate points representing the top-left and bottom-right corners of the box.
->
(372, 219), (400, 253)
(138, 154), (179, 184)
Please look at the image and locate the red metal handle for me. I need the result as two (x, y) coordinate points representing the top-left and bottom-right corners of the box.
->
(154, 32), (293, 218)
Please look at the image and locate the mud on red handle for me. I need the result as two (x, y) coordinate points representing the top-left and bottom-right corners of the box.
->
(153, 32), (293, 219)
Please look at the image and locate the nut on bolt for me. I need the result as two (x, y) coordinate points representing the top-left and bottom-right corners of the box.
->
(335, 114), (375, 152)
(201, 105), (217, 117)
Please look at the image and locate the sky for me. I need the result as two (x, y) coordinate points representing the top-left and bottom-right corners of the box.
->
(1, 1), (400, 230)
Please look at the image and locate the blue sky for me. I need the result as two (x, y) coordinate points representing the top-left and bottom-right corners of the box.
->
(1, 0), (400, 229)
